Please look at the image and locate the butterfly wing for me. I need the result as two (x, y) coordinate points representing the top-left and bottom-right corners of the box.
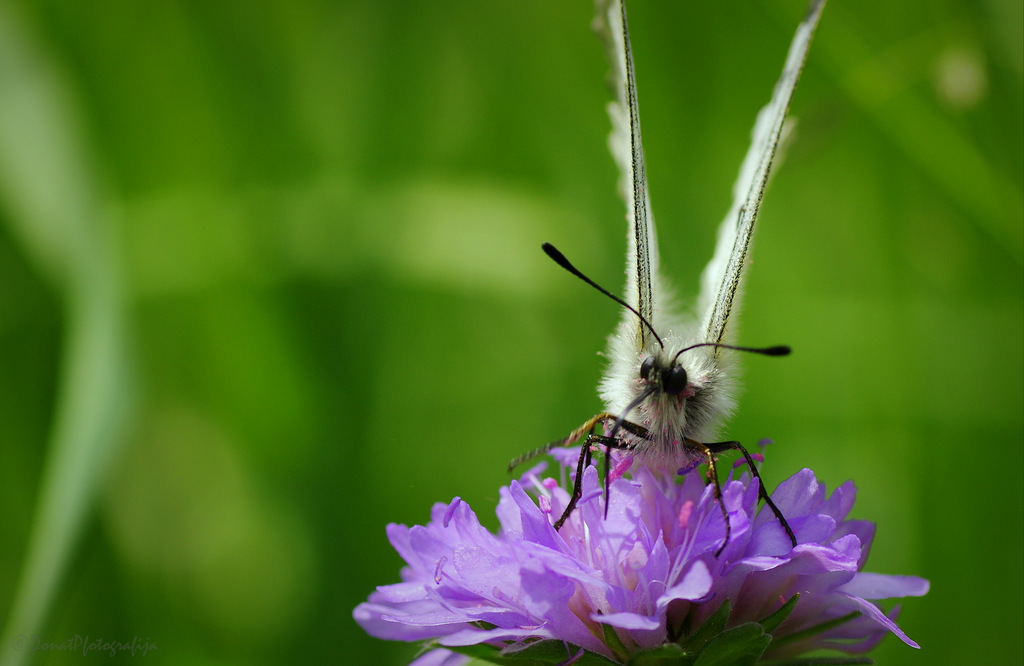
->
(698, 0), (827, 351)
(595, 0), (657, 353)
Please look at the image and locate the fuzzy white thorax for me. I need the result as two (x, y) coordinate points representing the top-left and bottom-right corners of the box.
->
(599, 276), (738, 472)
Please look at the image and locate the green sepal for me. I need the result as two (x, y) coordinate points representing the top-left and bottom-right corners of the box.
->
(502, 639), (620, 665)
(679, 601), (731, 653)
(627, 642), (693, 665)
(441, 642), (513, 665)
(601, 622), (632, 662)
(444, 639), (620, 666)
(758, 594), (800, 634)
(693, 623), (771, 666)
(768, 612), (862, 650)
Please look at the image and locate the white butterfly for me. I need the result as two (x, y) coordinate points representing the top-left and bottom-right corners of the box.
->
(514, 0), (826, 551)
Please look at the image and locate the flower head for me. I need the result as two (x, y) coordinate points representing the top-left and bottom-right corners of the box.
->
(354, 452), (928, 664)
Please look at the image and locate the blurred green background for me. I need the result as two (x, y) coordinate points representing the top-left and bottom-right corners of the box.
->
(0, 0), (1019, 664)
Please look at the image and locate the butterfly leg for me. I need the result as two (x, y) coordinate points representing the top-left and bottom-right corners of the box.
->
(507, 412), (620, 472)
(511, 413), (649, 530)
(599, 418), (650, 517)
(704, 440), (798, 550)
(686, 440), (732, 557)
(549, 413), (617, 530)
(553, 432), (636, 530)
(549, 414), (647, 530)
(553, 434), (595, 530)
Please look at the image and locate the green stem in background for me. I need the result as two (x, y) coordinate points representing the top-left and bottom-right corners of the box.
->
(0, 6), (133, 664)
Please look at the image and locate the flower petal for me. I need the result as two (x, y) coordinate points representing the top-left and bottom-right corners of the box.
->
(839, 572), (930, 600)
(410, 648), (469, 666)
(357, 459), (928, 661)
(833, 592), (922, 649)
(593, 612), (661, 631)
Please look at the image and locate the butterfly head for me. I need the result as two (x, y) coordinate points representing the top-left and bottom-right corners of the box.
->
(608, 341), (724, 461)
(632, 341), (788, 420)
(639, 353), (696, 398)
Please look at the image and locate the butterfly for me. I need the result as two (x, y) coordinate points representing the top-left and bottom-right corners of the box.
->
(511, 0), (826, 554)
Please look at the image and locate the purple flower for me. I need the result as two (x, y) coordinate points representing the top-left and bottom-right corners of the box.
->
(354, 453), (928, 664)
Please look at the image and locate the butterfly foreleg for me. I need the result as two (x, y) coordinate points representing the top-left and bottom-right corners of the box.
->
(553, 431), (636, 530)
(549, 414), (648, 530)
(552, 433), (595, 530)
(513, 413), (650, 530)
(685, 439), (732, 557)
(704, 440), (798, 550)
(549, 413), (616, 529)
(507, 412), (620, 472)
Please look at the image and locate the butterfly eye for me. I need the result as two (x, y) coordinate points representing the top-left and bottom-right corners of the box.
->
(640, 357), (656, 382)
(663, 365), (689, 396)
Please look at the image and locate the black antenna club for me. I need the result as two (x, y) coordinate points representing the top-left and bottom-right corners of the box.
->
(542, 242), (664, 348)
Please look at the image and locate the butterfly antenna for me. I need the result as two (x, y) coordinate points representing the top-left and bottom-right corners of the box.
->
(671, 342), (790, 365)
(543, 243), (664, 349)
